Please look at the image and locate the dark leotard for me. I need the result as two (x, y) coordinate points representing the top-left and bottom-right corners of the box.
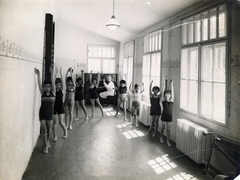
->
(54, 89), (64, 115)
(150, 95), (161, 116)
(89, 86), (98, 99)
(119, 86), (127, 94)
(75, 85), (84, 101)
(40, 91), (55, 120)
(161, 101), (173, 122)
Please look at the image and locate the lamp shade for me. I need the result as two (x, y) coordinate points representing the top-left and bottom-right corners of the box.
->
(106, 15), (120, 30)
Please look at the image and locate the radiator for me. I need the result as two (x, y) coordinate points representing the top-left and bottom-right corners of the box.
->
(176, 119), (211, 164)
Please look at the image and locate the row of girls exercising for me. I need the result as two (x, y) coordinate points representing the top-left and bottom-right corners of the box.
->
(34, 66), (107, 154)
(114, 78), (174, 147)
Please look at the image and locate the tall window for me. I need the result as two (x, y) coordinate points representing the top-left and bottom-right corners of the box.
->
(87, 45), (116, 73)
(123, 41), (134, 85)
(180, 4), (227, 124)
(142, 30), (162, 97)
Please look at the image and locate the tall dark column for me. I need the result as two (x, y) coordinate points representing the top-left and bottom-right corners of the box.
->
(43, 13), (55, 81)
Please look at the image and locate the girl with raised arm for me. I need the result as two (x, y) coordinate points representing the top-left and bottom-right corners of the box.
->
(74, 70), (89, 121)
(35, 67), (55, 154)
(148, 80), (161, 137)
(160, 79), (174, 146)
(52, 67), (67, 142)
(89, 71), (104, 117)
(64, 67), (76, 130)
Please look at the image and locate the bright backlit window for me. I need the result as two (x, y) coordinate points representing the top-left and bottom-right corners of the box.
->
(142, 30), (162, 97)
(123, 41), (134, 84)
(180, 4), (228, 124)
(87, 45), (116, 73)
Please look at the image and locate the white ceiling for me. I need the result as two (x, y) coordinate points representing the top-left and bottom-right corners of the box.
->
(51, 0), (200, 42)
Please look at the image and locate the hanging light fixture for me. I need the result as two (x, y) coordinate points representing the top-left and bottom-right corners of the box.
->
(106, 0), (120, 30)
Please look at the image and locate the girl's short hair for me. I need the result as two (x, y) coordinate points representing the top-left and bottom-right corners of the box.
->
(66, 77), (73, 82)
(76, 77), (82, 83)
(120, 79), (126, 84)
(43, 79), (52, 85)
(134, 84), (139, 89)
(55, 78), (62, 84)
(152, 86), (160, 92)
(164, 90), (171, 95)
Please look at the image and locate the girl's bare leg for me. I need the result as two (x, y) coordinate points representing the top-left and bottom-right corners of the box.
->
(59, 113), (67, 138)
(52, 115), (58, 142)
(166, 122), (172, 146)
(123, 101), (127, 121)
(115, 101), (121, 117)
(65, 107), (69, 129)
(95, 98), (104, 116)
(160, 121), (165, 143)
(68, 106), (74, 130)
(90, 99), (95, 117)
(74, 101), (80, 121)
(46, 120), (53, 147)
(40, 120), (48, 154)
(135, 107), (140, 127)
(80, 100), (88, 120)
(153, 116), (159, 137)
(130, 107), (136, 125)
(148, 116), (154, 133)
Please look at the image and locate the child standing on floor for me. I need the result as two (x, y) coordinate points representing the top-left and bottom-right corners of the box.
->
(89, 71), (104, 117)
(148, 80), (161, 137)
(53, 67), (67, 141)
(35, 67), (55, 154)
(129, 82), (144, 127)
(115, 79), (128, 121)
(64, 67), (76, 130)
(160, 79), (174, 147)
(74, 70), (89, 121)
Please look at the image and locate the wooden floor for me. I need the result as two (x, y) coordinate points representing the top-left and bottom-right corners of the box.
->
(22, 105), (206, 180)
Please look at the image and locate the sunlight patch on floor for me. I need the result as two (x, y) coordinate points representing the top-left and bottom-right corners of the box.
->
(122, 130), (145, 139)
(166, 172), (198, 180)
(103, 107), (119, 116)
(148, 154), (177, 174)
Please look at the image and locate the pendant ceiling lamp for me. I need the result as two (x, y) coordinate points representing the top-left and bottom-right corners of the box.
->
(106, 0), (120, 30)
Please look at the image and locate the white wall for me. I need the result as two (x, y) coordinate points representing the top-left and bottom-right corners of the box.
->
(54, 20), (120, 74)
(0, 1), (46, 180)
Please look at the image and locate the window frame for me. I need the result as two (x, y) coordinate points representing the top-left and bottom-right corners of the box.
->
(87, 45), (117, 73)
(180, 3), (229, 126)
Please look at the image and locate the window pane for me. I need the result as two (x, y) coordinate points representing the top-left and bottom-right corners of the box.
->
(142, 55), (150, 76)
(142, 76), (150, 97)
(182, 19), (188, 44)
(219, 5), (226, 37)
(180, 80), (188, 109)
(213, 83), (225, 123)
(201, 45), (213, 81)
(210, 9), (217, 39)
(93, 46), (98, 57)
(97, 47), (102, 57)
(214, 43), (226, 82)
(88, 58), (95, 72)
(109, 59), (116, 73)
(195, 15), (201, 42)
(94, 59), (101, 73)
(152, 32), (155, 51)
(149, 34), (152, 52)
(155, 32), (159, 50)
(151, 53), (161, 77)
(159, 30), (162, 50)
(201, 82), (213, 118)
(181, 49), (189, 79)
(188, 18), (194, 43)
(189, 47), (198, 80)
(88, 46), (93, 57)
(106, 47), (111, 57)
(202, 12), (208, 41)
(102, 47), (107, 57)
(188, 80), (198, 113)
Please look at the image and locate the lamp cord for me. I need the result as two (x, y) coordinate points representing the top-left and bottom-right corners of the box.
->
(113, 0), (115, 15)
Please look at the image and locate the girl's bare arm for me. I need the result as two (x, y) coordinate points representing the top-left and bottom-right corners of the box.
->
(34, 68), (43, 94)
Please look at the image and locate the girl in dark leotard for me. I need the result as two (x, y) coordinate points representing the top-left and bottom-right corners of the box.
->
(89, 71), (104, 117)
(35, 67), (55, 154)
(115, 79), (128, 121)
(148, 80), (161, 137)
(74, 70), (88, 121)
(160, 79), (174, 147)
(52, 67), (67, 142)
(64, 67), (76, 130)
